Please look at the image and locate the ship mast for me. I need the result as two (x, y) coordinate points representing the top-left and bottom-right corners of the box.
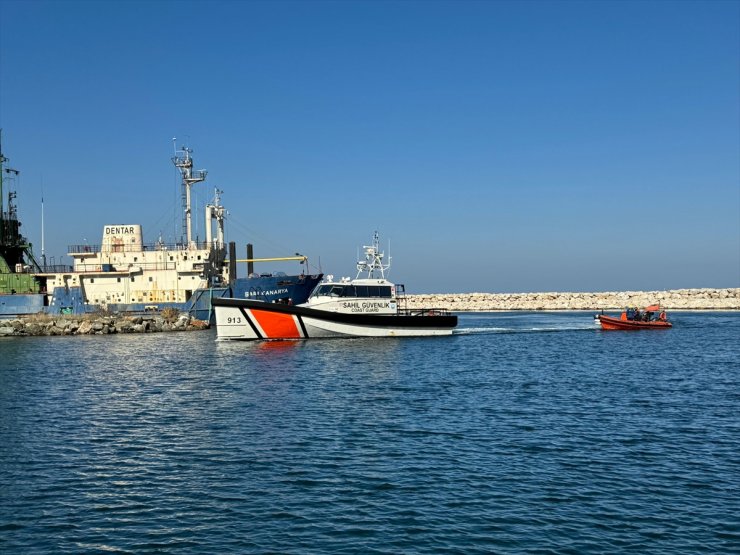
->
(171, 142), (207, 246)
(205, 187), (226, 249)
(356, 231), (391, 279)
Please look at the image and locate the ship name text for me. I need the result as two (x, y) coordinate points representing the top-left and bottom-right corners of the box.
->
(342, 301), (390, 313)
(105, 226), (136, 235)
(245, 288), (289, 298)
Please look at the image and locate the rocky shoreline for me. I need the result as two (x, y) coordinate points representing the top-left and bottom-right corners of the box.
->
(0, 312), (209, 337)
(1, 288), (737, 337)
(406, 288), (740, 312)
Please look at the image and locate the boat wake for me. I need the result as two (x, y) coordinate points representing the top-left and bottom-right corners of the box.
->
(455, 325), (597, 335)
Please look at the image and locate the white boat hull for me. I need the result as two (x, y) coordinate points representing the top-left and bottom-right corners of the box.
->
(213, 298), (456, 340)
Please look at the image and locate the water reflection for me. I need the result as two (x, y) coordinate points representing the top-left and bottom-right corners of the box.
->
(2, 313), (738, 554)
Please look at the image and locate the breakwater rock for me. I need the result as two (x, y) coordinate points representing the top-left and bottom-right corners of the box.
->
(0, 313), (209, 337)
(406, 288), (740, 312)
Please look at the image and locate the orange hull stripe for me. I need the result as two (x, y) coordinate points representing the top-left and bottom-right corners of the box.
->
(251, 309), (301, 339)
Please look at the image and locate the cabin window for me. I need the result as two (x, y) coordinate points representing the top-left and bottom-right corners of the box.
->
(117, 278), (121, 283)
(170, 256), (173, 261)
(197, 255), (201, 260)
(363, 286), (392, 297)
(134, 257), (138, 262)
(131, 277), (135, 282)
(149, 277), (153, 282)
(90, 278), (94, 283)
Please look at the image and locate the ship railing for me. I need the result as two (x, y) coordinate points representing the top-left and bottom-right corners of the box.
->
(38, 264), (75, 273)
(397, 307), (452, 317)
(67, 240), (220, 254)
(12, 264), (74, 274)
(72, 261), (209, 273)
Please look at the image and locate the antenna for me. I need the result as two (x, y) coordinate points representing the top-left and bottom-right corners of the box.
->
(41, 179), (46, 268)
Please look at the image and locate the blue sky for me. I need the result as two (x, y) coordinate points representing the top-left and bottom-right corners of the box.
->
(1, 0), (738, 293)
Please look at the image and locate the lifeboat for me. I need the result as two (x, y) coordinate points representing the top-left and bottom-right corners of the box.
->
(596, 305), (672, 330)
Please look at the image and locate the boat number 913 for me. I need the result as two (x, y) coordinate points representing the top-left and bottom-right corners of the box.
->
(226, 317), (242, 324)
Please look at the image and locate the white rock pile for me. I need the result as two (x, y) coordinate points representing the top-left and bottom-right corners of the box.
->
(404, 288), (740, 312)
(0, 313), (209, 337)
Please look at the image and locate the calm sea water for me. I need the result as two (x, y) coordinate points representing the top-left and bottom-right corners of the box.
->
(1, 312), (738, 554)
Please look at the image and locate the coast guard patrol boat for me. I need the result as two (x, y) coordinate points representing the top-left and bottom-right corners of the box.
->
(213, 232), (457, 340)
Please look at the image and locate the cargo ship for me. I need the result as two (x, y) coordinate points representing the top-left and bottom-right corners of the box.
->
(0, 136), (322, 320)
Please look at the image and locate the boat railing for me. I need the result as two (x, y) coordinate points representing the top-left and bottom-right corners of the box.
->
(394, 286), (452, 317)
(68, 240), (219, 254)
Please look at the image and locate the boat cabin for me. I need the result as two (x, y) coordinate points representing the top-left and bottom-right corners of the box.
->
(310, 283), (395, 299)
(305, 279), (402, 314)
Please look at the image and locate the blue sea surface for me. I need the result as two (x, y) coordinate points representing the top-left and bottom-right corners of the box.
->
(1, 312), (738, 553)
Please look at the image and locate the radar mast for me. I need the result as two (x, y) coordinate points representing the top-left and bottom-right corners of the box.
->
(356, 231), (391, 279)
(171, 142), (207, 246)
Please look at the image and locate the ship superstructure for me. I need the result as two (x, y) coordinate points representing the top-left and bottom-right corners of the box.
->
(34, 145), (229, 314)
(0, 138), (322, 320)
